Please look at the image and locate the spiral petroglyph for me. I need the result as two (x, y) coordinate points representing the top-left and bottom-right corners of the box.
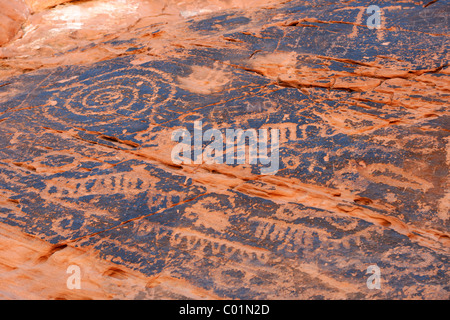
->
(45, 66), (175, 127)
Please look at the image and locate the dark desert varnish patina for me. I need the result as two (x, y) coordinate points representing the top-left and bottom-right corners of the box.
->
(0, 0), (448, 299)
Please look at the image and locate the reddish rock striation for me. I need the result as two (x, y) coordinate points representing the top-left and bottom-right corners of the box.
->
(0, 0), (29, 46)
(0, 0), (448, 299)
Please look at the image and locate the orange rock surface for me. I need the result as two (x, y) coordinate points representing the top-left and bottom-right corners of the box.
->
(0, 0), (448, 300)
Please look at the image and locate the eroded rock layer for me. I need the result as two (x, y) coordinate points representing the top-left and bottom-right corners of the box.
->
(0, 0), (449, 299)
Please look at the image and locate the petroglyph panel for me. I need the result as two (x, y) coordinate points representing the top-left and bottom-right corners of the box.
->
(0, 0), (448, 299)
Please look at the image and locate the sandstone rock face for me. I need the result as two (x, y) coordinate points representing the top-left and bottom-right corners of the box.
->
(24, 0), (75, 13)
(0, 0), (449, 299)
(0, 223), (219, 299)
(0, 0), (29, 46)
